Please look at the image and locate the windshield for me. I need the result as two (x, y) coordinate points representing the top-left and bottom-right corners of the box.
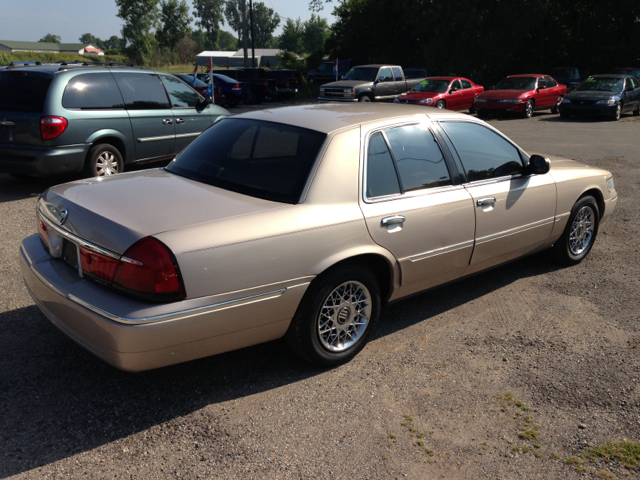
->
(343, 67), (379, 82)
(575, 77), (624, 92)
(549, 68), (579, 79)
(412, 79), (449, 93)
(166, 119), (327, 204)
(494, 77), (537, 90)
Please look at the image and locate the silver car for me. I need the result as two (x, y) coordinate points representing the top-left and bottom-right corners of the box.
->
(21, 104), (618, 371)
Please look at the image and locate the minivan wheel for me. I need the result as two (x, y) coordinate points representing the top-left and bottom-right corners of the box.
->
(550, 195), (599, 266)
(285, 264), (381, 366)
(84, 144), (123, 178)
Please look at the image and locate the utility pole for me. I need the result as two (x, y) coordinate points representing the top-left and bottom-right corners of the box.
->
(249, 0), (256, 67)
(241, 0), (248, 68)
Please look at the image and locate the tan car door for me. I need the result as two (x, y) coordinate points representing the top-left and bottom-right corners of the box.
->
(358, 121), (476, 297)
(438, 120), (556, 273)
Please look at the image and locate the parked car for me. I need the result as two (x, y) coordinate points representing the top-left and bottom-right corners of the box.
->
(559, 74), (640, 120)
(22, 104), (617, 371)
(394, 76), (484, 112)
(265, 69), (301, 99)
(548, 67), (583, 91)
(231, 68), (278, 103)
(319, 65), (426, 102)
(613, 67), (640, 79)
(307, 60), (351, 83)
(473, 74), (567, 118)
(197, 73), (252, 106)
(173, 73), (226, 107)
(0, 64), (228, 178)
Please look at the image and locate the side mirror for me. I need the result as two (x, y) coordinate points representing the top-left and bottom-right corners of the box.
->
(527, 154), (550, 175)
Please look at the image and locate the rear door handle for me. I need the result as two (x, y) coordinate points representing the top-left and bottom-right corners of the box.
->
(163, 118), (173, 125)
(477, 197), (496, 206)
(176, 118), (185, 124)
(381, 215), (405, 226)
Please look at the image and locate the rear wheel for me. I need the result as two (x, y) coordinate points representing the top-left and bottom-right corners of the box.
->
(285, 264), (381, 366)
(84, 144), (123, 178)
(551, 96), (563, 114)
(436, 100), (446, 109)
(551, 195), (599, 266)
(522, 99), (534, 118)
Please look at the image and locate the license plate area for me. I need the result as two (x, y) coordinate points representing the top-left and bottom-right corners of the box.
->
(61, 239), (81, 276)
(0, 126), (14, 142)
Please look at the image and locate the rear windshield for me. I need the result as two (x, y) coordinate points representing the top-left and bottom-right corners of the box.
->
(0, 72), (52, 113)
(166, 118), (327, 203)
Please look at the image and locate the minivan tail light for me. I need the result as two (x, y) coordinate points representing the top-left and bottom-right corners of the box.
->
(40, 116), (68, 140)
(112, 237), (186, 302)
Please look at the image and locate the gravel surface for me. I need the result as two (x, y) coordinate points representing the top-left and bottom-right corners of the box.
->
(1, 107), (638, 480)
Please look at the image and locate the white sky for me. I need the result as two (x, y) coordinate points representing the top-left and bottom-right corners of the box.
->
(0, 0), (334, 43)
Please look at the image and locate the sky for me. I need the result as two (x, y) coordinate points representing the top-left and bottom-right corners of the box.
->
(0, 0), (334, 44)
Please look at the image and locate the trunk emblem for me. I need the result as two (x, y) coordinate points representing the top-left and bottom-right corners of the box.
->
(52, 208), (69, 225)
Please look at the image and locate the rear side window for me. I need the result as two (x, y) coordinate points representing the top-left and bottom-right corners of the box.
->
(392, 67), (403, 80)
(0, 72), (52, 113)
(62, 73), (124, 109)
(440, 122), (523, 181)
(166, 119), (326, 203)
(366, 132), (401, 198)
(112, 73), (170, 110)
(460, 79), (472, 89)
(385, 125), (451, 191)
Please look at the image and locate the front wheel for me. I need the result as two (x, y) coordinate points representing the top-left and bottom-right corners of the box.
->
(436, 100), (446, 109)
(84, 144), (123, 178)
(522, 99), (534, 118)
(551, 96), (563, 114)
(613, 102), (622, 121)
(550, 195), (599, 265)
(285, 264), (381, 366)
(358, 94), (372, 102)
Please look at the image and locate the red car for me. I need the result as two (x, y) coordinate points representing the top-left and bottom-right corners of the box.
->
(394, 76), (484, 112)
(473, 74), (567, 118)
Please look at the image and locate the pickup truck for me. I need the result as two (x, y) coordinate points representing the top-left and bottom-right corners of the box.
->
(318, 65), (426, 102)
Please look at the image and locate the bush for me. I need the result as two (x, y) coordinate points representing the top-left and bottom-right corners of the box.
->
(0, 52), (128, 66)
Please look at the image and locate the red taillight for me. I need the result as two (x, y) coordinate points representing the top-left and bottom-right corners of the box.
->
(80, 247), (119, 284)
(286, 80), (290, 87)
(37, 215), (48, 246)
(40, 116), (68, 140)
(112, 237), (185, 302)
(232, 83), (241, 90)
(264, 81), (268, 86)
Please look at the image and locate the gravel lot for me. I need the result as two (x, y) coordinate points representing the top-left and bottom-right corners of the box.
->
(1, 106), (639, 480)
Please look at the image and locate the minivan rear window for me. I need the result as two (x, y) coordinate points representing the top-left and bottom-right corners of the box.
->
(62, 73), (124, 109)
(167, 118), (326, 204)
(0, 72), (52, 113)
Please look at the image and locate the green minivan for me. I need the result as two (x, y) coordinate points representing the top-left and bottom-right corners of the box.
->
(0, 63), (229, 177)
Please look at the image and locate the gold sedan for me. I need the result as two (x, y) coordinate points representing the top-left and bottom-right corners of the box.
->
(21, 104), (617, 371)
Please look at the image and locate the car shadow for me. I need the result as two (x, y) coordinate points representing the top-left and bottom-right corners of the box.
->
(0, 252), (562, 477)
(0, 173), (75, 203)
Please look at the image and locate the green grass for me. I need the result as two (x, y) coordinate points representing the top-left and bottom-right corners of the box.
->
(582, 441), (640, 469)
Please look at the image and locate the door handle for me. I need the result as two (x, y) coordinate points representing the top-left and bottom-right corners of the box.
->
(163, 118), (173, 125)
(176, 118), (185, 124)
(477, 197), (496, 206)
(381, 215), (405, 226)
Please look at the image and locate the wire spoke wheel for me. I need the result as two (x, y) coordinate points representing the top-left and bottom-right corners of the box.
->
(569, 205), (595, 255)
(317, 281), (372, 353)
(95, 151), (119, 176)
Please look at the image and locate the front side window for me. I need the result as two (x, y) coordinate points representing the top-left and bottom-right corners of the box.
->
(161, 75), (201, 108)
(384, 125), (452, 191)
(62, 73), (124, 109)
(630, 76), (640, 89)
(440, 122), (523, 182)
(113, 73), (171, 110)
(167, 119), (326, 204)
(450, 80), (462, 91)
(379, 68), (393, 82)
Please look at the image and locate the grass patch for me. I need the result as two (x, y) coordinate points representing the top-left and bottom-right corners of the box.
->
(582, 441), (640, 470)
(519, 430), (538, 441)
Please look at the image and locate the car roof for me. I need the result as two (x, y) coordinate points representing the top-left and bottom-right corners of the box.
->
(234, 103), (468, 134)
(1, 64), (150, 76)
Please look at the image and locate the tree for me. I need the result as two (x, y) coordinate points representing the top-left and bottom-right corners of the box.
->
(103, 36), (125, 52)
(225, 1), (279, 48)
(116, 0), (160, 65)
(217, 29), (238, 50)
(193, 0), (224, 50)
(79, 33), (99, 45)
(223, 0), (243, 44)
(156, 0), (193, 50)
(279, 17), (303, 54)
(38, 34), (61, 43)
(302, 14), (329, 55)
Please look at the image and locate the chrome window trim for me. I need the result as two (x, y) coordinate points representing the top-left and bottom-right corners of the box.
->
(137, 134), (176, 143)
(409, 240), (474, 262)
(68, 288), (287, 325)
(475, 217), (555, 244)
(362, 118), (460, 204)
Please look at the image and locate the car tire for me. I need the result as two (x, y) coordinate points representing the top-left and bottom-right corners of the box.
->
(436, 100), (446, 109)
(633, 104), (639, 116)
(613, 102), (622, 121)
(244, 92), (256, 105)
(285, 264), (381, 366)
(522, 99), (534, 118)
(358, 94), (372, 102)
(550, 195), (599, 266)
(84, 144), (124, 178)
(551, 96), (562, 114)
(264, 92), (274, 102)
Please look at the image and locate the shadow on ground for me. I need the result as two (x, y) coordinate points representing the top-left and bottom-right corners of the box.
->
(0, 252), (561, 477)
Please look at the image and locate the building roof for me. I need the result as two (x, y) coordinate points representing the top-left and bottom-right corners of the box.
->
(231, 48), (282, 57)
(196, 51), (237, 58)
(0, 40), (100, 52)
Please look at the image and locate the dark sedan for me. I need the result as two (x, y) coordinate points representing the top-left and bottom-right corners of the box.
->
(173, 74), (226, 107)
(559, 75), (640, 121)
(197, 73), (252, 107)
